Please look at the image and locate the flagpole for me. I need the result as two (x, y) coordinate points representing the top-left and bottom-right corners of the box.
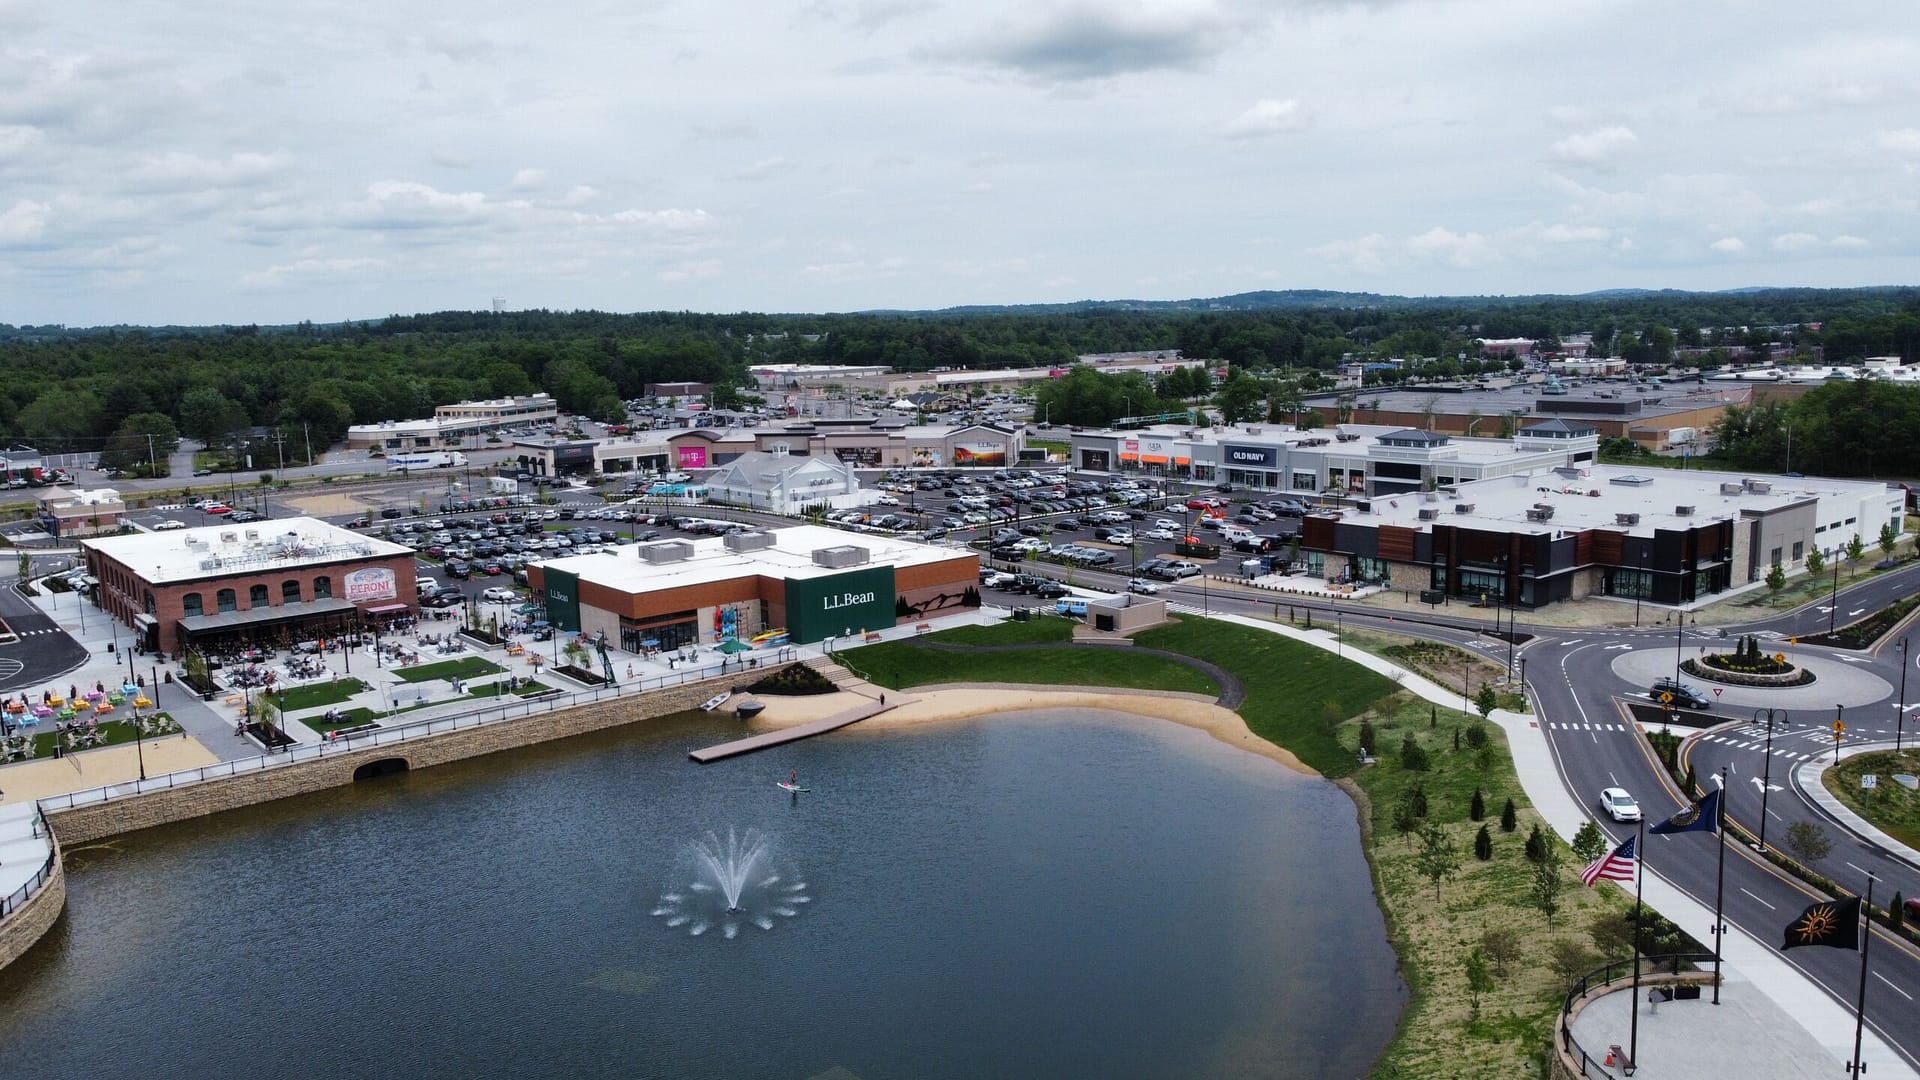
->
(1849, 875), (1877, 1077)
(1713, 771), (1727, 1004)
(1629, 816), (1645, 1067)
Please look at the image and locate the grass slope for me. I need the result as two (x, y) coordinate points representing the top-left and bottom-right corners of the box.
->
(844, 619), (1218, 697)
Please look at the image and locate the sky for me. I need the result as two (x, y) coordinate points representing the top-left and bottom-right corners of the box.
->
(3, 0), (1918, 326)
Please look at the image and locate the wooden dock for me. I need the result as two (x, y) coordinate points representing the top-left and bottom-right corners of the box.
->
(688, 700), (891, 763)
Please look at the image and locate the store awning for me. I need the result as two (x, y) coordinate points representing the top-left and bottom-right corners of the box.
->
(178, 598), (357, 636)
(364, 603), (410, 615)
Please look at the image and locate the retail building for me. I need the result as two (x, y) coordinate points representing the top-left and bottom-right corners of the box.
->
(345, 393), (560, 450)
(529, 525), (979, 651)
(81, 518), (417, 656)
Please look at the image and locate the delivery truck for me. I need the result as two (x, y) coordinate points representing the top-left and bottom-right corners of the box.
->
(387, 451), (468, 472)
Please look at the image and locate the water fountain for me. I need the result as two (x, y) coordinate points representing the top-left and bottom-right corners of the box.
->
(651, 827), (810, 938)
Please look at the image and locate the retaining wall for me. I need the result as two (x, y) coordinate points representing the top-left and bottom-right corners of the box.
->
(0, 838), (64, 971)
(49, 673), (732, 845)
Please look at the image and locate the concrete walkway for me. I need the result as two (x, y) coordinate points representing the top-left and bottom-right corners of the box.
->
(1794, 741), (1920, 872)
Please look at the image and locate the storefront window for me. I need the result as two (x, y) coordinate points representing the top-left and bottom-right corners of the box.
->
(1457, 569), (1506, 603)
(314, 576), (332, 599)
(182, 593), (203, 617)
(1354, 557), (1390, 584)
(216, 589), (237, 613)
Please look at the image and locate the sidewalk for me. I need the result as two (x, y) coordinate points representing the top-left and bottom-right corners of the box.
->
(1794, 741), (1920, 872)
(1173, 604), (1918, 1079)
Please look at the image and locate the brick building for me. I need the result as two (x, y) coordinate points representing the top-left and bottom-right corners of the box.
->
(81, 518), (417, 656)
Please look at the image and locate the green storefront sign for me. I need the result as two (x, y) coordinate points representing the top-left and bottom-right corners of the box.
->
(785, 565), (897, 644)
(543, 568), (581, 632)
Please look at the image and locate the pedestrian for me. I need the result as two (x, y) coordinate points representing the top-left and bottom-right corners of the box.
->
(331, 672), (338, 685)
(880, 693), (886, 705)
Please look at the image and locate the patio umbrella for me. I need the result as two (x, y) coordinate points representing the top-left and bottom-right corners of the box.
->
(716, 639), (752, 654)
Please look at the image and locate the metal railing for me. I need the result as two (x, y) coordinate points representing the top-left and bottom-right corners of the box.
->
(1558, 952), (1713, 1078)
(35, 653), (794, 812)
(0, 808), (56, 921)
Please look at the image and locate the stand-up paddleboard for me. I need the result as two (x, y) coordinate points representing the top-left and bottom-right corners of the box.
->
(777, 782), (811, 793)
(700, 690), (732, 712)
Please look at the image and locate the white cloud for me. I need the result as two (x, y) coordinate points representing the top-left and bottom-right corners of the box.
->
(240, 255), (387, 289)
(1771, 232), (1820, 252)
(658, 258), (724, 282)
(1549, 126), (1637, 167)
(1224, 98), (1306, 140)
(1710, 237), (1746, 253)
(123, 150), (292, 191)
(508, 168), (546, 192)
(0, 198), (52, 243)
(1829, 234), (1870, 249)
(1875, 128), (1920, 154)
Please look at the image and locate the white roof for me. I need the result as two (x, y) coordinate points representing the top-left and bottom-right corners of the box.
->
(81, 516), (410, 585)
(541, 524), (975, 594)
(1354, 464), (1886, 538)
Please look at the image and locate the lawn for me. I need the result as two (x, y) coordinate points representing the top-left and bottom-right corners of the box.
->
(467, 679), (555, 700)
(1824, 748), (1920, 850)
(274, 678), (369, 712)
(392, 657), (506, 684)
(842, 632), (1218, 697)
(9, 713), (184, 760)
(301, 709), (377, 735)
(924, 616), (1074, 646)
(1133, 618), (1400, 777)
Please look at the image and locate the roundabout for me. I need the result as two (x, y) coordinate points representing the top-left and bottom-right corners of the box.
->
(1605, 646), (1893, 711)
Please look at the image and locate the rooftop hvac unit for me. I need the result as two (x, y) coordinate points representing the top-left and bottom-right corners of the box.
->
(1744, 479), (1772, 494)
(1675, 505), (1695, 516)
(812, 545), (870, 569)
(1336, 432), (1361, 442)
(220, 531), (237, 543)
(1417, 508), (1439, 521)
(723, 531), (773, 553)
(1245, 426), (1261, 435)
(1423, 491), (1440, 502)
(244, 529), (260, 542)
(1455, 503), (1475, 514)
(1720, 482), (1744, 495)
(640, 541), (695, 564)
(1616, 513), (1641, 526)
(1526, 508), (1555, 522)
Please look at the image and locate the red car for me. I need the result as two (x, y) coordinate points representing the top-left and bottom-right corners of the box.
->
(203, 504), (232, 515)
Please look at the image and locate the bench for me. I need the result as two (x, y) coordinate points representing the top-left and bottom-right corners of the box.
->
(915, 623), (932, 635)
(863, 632), (883, 643)
(224, 694), (245, 707)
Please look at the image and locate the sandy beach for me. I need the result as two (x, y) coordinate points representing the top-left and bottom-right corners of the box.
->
(736, 684), (1318, 776)
(0, 736), (221, 804)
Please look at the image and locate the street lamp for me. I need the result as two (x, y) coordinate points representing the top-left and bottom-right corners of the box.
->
(1897, 636), (1910, 753)
(1828, 559), (1841, 633)
(1753, 708), (1781, 853)
(1672, 609), (1690, 687)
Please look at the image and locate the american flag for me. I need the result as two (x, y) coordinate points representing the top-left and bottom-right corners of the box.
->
(1581, 835), (1637, 887)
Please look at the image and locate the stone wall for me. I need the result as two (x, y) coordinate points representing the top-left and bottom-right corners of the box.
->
(49, 672), (738, 846)
(0, 836), (65, 971)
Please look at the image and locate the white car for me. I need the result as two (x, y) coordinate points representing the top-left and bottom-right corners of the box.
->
(1127, 578), (1160, 595)
(1104, 529), (1134, 545)
(1599, 787), (1641, 823)
(1143, 528), (1176, 541)
(874, 495), (900, 506)
(153, 519), (187, 531)
(981, 570), (1018, 588)
(1154, 518), (1181, 531)
(481, 586), (518, 603)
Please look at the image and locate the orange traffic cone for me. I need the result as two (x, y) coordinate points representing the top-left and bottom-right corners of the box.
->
(1604, 1050), (1615, 1066)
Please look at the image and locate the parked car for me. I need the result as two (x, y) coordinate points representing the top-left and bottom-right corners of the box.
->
(1127, 578), (1161, 595)
(152, 519), (186, 530)
(481, 586), (517, 603)
(1651, 678), (1711, 709)
(1032, 581), (1068, 599)
(1599, 787), (1642, 823)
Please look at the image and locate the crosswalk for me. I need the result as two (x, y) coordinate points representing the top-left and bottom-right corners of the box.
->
(1547, 721), (1631, 732)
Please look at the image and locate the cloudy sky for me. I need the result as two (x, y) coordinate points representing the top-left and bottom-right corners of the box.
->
(4, 0), (1918, 325)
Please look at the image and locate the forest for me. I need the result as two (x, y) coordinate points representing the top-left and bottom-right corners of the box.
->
(3, 286), (1918, 476)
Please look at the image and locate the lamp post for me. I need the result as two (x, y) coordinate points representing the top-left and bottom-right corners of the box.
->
(1834, 703), (1845, 766)
(1673, 609), (1689, 688)
(1754, 708), (1780, 853)
(1899, 636), (1911, 753)
(1828, 560), (1841, 633)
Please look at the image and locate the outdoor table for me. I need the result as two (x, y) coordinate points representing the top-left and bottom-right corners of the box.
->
(133, 696), (153, 709)
(47, 695), (64, 708)
(108, 693), (126, 705)
(85, 690), (105, 702)
(56, 707), (75, 721)
(5, 702), (23, 715)
(94, 701), (114, 715)
(121, 683), (139, 696)
(32, 705), (52, 718)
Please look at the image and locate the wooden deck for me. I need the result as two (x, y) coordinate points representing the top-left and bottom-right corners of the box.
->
(688, 700), (890, 763)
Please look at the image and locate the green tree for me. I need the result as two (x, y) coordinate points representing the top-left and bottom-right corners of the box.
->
(1469, 788), (1486, 821)
(1878, 521), (1898, 561)
(1415, 823), (1461, 900)
(1356, 717), (1377, 757)
(1589, 911), (1637, 962)
(1891, 891), (1905, 932)
(1530, 844), (1565, 928)
(1400, 732), (1430, 771)
(1474, 683), (1497, 719)
(1806, 547), (1826, 575)
(1551, 940), (1601, 991)
(1212, 370), (1267, 425)
(1473, 824), (1493, 861)
(1845, 534), (1866, 574)
(1464, 947), (1493, 1018)
(1783, 820), (1832, 863)
(178, 387), (249, 445)
(1765, 562), (1787, 593)
(1500, 797), (1518, 832)
(1481, 926), (1520, 976)
(1391, 789), (1421, 846)
(1571, 820), (1607, 864)
(1523, 823), (1547, 862)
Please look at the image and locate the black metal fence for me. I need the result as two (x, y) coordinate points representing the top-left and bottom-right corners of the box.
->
(1558, 952), (1714, 1078)
(0, 807), (55, 921)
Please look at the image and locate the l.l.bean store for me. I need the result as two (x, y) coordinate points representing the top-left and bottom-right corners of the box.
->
(528, 525), (982, 652)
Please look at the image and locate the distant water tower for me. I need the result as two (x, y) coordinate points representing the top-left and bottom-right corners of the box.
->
(491, 296), (506, 313)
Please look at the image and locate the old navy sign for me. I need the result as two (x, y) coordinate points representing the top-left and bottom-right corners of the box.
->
(822, 590), (878, 611)
(1225, 444), (1278, 469)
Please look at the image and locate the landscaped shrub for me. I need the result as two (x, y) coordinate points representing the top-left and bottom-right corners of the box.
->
(746, 664), (838, 696)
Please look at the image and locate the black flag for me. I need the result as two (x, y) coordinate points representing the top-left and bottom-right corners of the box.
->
(1781, 896), (1861, 951)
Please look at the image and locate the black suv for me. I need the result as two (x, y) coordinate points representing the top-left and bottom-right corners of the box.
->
(1651, 678), (1711, 709)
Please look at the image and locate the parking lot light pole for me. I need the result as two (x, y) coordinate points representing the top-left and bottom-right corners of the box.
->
(1828, 561), (1841, 633)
